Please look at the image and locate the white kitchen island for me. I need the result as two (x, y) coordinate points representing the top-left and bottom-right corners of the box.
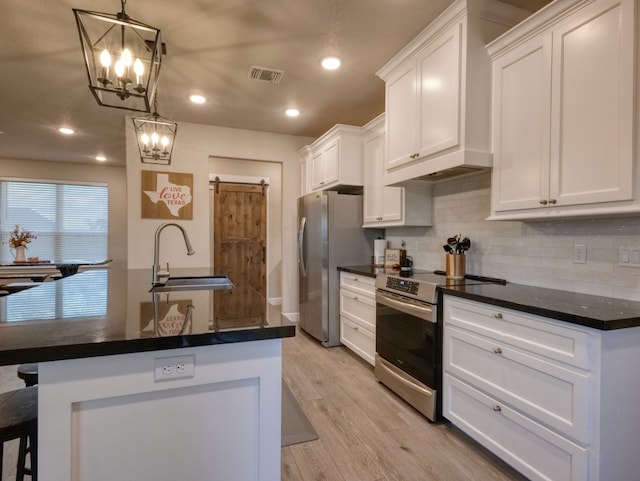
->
(0, 267), (294, 481)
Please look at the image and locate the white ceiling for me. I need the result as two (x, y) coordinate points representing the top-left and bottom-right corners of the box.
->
(0, 0), (551, 166)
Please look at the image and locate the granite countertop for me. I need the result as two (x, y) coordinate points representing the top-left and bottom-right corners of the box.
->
(441, 283), (640, 330)
(0, 266), (295, 366)
(338, 265), (640, 330)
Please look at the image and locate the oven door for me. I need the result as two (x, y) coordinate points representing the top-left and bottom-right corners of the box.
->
(375, 289), (438, 419)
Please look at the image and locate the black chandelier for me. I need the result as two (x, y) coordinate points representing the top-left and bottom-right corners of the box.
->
(74, 0), (162, 112)
(132, 95), (177, 165)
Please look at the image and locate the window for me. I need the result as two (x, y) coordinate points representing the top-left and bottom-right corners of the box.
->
(0, 179), (108, 262)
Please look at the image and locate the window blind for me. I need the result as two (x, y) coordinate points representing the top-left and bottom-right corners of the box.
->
(0, 180), (108, 262)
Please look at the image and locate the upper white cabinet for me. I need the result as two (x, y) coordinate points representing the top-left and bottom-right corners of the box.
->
(377, 0), (529, 186)
(305, 124), (363, 192)
(488, 0), (636, 220)
(362, 114), (432, 227)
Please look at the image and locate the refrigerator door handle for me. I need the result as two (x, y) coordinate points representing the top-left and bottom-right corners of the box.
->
(298, 216), (307, 277)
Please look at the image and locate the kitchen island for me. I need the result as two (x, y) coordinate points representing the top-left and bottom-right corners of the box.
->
(0, 266), (294, 481)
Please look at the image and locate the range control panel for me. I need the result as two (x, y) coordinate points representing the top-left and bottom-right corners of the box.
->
(385, 277), (419, 295)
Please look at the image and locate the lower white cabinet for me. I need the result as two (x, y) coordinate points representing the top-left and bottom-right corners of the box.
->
(442, 295), (640, 481)
(339, 272), (376, 365)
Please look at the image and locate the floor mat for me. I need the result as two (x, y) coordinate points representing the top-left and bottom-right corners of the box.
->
(281, 381), (318, 447)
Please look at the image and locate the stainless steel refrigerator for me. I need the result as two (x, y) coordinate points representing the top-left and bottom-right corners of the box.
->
(297, 191), (379, 347)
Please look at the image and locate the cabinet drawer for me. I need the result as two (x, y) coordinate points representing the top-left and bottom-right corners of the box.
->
(443, 374), (588, 481)
(340, 315), (375, 365)
(444, 325), (590, 443)
(340, 289), (376, 331)
(444, 296), (591, 369)
(340, 272), (376, 297)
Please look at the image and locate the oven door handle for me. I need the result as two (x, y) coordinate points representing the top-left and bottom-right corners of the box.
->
(376, 291), (434, 322)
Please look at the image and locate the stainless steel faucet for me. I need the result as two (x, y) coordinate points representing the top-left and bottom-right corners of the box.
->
(152, 223), (195, 285)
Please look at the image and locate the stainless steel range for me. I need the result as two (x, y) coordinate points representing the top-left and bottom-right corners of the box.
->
(375, 271), (504, 422)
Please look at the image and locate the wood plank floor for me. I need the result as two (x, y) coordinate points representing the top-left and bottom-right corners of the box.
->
(282, 327), (529, 481)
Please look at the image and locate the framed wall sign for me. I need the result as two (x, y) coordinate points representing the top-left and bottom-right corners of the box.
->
(385, 248), (406, 267)
(141, 170), (193, 220)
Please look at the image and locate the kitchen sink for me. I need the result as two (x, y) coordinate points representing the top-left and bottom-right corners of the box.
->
(150, 276), (235, 293)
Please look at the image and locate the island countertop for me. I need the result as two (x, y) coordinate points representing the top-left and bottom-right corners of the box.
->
(0, 266), (295, 366)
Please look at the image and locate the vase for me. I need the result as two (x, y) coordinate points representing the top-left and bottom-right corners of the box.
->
(14, 246), (26, 263)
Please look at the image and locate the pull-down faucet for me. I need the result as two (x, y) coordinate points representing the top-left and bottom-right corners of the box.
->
(152, 222), (195, 285)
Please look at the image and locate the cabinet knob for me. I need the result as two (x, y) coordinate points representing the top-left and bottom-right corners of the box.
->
(539, 199), (548, 205)
(494, 313), (503, 319)
(493, 347), (503, 355)
(493, 405), (502, 412)
(548, 199), (557, 205)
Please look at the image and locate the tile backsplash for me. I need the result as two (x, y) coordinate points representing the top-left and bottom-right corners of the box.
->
(384, 172), (640, 301)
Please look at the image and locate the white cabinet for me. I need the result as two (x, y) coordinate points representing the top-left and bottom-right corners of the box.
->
(488, 0), (637, 220)
(442, 295), (640, 481)
(362, 114), (433, 228)
(306, 124), (363, 192)
(299, 145), (312, 196)
(339, 271), (376, 365)
(377, 0), (529, 186)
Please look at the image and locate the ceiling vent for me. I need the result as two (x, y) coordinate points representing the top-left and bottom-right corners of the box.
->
(248, 66), (284, 84)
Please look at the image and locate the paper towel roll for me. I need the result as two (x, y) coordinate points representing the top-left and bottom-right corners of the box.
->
(373, 239), (387, 266)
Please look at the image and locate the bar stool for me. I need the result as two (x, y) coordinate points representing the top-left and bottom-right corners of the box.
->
(0, 386), (37, 480)
(17, 364), (39, 387)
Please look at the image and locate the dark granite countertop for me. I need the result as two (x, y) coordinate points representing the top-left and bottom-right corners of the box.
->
(440, 282), (640, 330)
(338, 265), (640, 330)
(0, 266), (295, 366)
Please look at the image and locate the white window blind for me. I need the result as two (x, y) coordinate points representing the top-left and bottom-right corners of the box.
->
(0, 180), (108, 262)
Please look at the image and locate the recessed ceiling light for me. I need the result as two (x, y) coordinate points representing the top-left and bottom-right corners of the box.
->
(96, 155), (107, 161)
(285, 108), (300, 117)
(321, 57), (341, 70)
(190, 94), (206, 104)
(59, 127), (74, 135)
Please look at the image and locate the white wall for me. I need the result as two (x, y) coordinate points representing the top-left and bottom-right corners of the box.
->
(125, 120), (313, 315)
(385, 172), (640, 301)
(0, 158), (127, 269)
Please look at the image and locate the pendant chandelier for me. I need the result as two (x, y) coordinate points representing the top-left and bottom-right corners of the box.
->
(74, 0), (162, 112)
(132, 96), (177, 165)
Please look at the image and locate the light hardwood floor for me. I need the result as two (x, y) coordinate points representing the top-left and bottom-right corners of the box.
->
(282, 327), (529, 481)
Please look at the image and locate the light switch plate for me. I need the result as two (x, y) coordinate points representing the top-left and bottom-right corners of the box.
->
(619, 246), (640, 268)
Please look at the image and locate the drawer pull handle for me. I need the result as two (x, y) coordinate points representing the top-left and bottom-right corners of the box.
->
(493, 405), (502, 412)
(494, 313), (503, 319)
(493, 347), (502, 354)
(539, 199), (548, 205)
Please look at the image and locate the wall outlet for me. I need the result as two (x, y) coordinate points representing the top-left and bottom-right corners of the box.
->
(573, 244), (587, 264)
(619, 246), (640, 268)
(154, 355), (195, 381)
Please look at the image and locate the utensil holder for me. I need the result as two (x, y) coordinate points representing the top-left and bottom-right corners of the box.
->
(445, 254), (465, 279)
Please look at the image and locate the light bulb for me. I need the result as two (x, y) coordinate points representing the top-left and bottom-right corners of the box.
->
(141, 133), (149, 145)
(151, 132), (159, 146)
(133, 58), (144, 85)
(100, 49), (111, 68)
(121, 48), (132, 67)
(161, 136), (169, 148)
(115, 60), (124, 78)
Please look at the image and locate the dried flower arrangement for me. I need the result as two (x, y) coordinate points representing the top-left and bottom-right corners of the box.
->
(8, 225), (37, 249)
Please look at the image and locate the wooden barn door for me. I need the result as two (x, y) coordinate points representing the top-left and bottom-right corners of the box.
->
(213, 182), (267, 328)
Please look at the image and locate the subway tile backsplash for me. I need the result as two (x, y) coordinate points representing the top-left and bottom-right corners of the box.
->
(384, 173), (640, 301)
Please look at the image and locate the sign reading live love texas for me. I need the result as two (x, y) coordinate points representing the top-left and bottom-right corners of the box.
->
(141, 170), (193, 220)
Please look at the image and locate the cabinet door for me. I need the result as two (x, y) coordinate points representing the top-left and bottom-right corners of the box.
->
(549, 0), (634, 206)
(385, 62), (418, 170)
(417, 22), (461, 159)
(492, 34), (552, 212)
(363, 132), (384, 223)
(310, 149), (325, 190)
(322, 139), (340, 186)
(381, 186), (403, 221)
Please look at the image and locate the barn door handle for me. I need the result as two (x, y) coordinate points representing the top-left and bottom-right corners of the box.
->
(262, 246), (266, 263)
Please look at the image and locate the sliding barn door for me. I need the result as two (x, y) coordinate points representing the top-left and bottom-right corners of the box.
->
(213, 182), (267, 328)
